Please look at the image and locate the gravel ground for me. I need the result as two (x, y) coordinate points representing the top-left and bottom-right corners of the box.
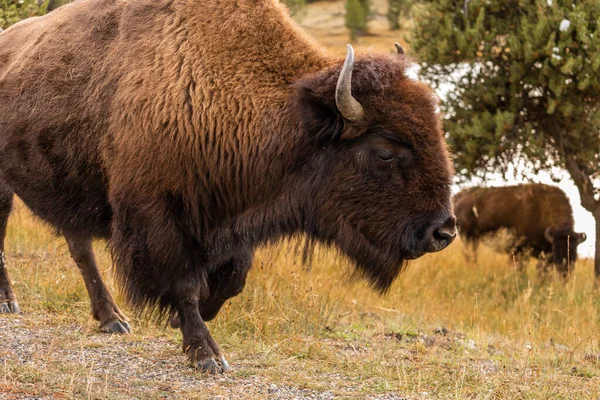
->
(0, 315), (408, 399)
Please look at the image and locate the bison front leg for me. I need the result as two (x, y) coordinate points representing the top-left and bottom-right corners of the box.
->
(169, 250), (252, 328)
(109, 197), (230, 371)
(174, 279), (230, 373)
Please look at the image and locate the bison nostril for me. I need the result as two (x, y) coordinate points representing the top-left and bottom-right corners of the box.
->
(433, 227), (456, 243)
(426, 215), (457, 252)
(436, 216), (457, 241)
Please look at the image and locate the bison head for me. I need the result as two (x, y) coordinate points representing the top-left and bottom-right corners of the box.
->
(545, 227), (587, 271)
(293, 45), (456, 291)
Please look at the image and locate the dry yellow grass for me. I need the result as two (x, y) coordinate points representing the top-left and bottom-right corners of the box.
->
(298, 0), (414, 56)
(2, 195), (600, 399)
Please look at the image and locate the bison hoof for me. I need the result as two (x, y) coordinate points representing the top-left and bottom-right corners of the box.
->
(0, 301), (20, 314)
(220, 356), (231, 372)
(197, 356), (231, 374)
(101, 319), (132, 334)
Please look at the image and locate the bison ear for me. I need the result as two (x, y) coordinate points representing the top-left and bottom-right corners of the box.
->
(296, 82), (345, 142)
(576, 232), (587, 243)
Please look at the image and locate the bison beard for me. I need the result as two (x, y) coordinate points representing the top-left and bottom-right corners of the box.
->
(0, 0), (456, 372)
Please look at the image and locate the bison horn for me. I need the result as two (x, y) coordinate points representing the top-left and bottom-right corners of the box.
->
(544, 227), (554, 243)
(394, 42), (405, 55)
(335, 44), (365, 122)
(578, 232), (587, 243)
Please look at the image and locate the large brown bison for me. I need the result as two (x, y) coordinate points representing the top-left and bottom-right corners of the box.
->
(0, 0), (456, 372)
(453, 184), (586, 273)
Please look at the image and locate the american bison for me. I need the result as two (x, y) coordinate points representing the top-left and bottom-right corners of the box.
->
(453, 184), (586, 273)
(0, 0), (456, 372)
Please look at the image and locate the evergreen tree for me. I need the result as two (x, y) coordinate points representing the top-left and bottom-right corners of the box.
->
(358, 0), (371, 17)
(412, 0), (600, 275)
(387, 0), (411, 31)
(345, 0), (369, 41)
(47, 0), (69, 12)
(0, 0), (47, 29)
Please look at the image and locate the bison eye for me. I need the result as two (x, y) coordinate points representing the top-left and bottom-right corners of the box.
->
(377, 150), (395, 162)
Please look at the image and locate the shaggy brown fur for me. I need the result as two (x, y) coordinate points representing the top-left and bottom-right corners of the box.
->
(453, 184), (586, 274)
(0, 0), (455, 371)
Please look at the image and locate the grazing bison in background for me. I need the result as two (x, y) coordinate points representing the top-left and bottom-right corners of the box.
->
(0, 0), (456, 372)
(453, 184), (586, 274)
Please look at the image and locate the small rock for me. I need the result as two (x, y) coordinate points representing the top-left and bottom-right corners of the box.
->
(433, 327), (448, 336)
(384, 332), (403, 341)
(459, 339), (476, 350)
(423, 336), (436, 347)
(477, 359), (499, 375)
(548, 337), (571, 352)
(268, 383), (278, 394)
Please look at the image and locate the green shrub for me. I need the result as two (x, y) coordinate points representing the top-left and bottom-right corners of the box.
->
(387, 0), (412, 30)
(47, 0), (69, 11)
(345, 0), (368, 41)
(0, 0), (47, 30)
